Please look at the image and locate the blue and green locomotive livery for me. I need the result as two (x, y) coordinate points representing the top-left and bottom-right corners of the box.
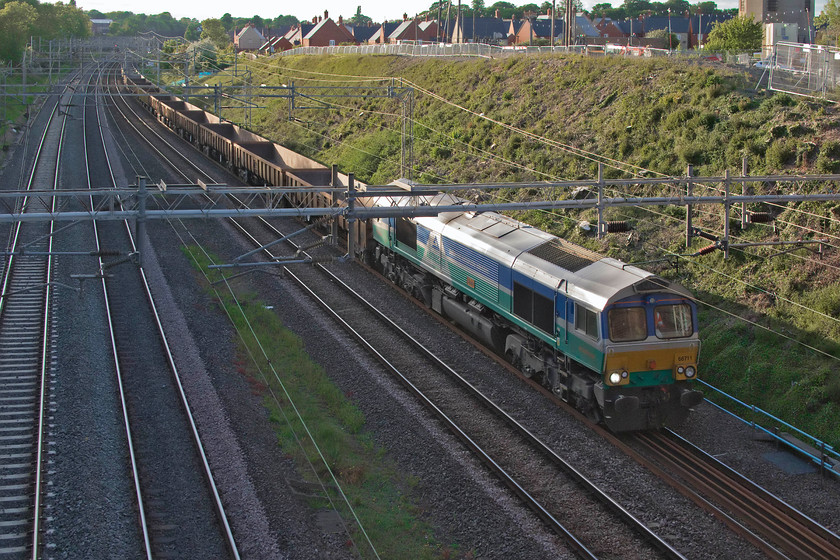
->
(371, 190), (703, 432)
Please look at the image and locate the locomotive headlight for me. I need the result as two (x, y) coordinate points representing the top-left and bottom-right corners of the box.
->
(685, 366), (696, 378)
(677, 366), (685, 374)
(609, 372), (622, 385)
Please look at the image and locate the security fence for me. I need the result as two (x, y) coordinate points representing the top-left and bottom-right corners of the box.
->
(769, 41), (840, 101)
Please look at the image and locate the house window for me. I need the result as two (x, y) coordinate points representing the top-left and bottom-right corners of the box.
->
(767, 0), (778, 12)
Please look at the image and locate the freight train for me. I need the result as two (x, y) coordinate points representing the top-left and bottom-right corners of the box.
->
(121, 69), (703, 431)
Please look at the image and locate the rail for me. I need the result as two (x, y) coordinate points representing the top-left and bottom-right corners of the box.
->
(697, 379), (839, 477)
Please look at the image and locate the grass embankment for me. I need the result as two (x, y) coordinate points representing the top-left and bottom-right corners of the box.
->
(200, 53), (840, 448)
(183, 247), (462, 559)
(0, 70), (60, 151)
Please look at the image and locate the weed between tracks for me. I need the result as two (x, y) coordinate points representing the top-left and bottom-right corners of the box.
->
(184, 247), (470, 559)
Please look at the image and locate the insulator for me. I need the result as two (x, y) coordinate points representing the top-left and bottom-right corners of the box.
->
(748, 212), (773, 223)
(604, 221), (630, 233)
(697, 243), (718, 256)
(692, 228), (719, 242)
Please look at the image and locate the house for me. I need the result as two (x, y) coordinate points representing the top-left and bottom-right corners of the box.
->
(259, 36), (292, 54)
(368, 22), (401, 44)
(350, 23), (380, 44)
(450, 16), (512, 44)
(90, 19), (112, 35)
(387, 17), (438, 43)
(285, 23), (316, 46)
(235, 24), (266, 51)
(593, 17), (627, 39)
(301, 12), (355, 47)
(510, 12), (599, 45)
(639, 16), (692, 48)
(511, 17), (564, 45)
(418, 20), (439, 41)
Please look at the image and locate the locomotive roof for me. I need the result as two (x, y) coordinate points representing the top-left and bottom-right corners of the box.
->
(376, 189), (690, 310)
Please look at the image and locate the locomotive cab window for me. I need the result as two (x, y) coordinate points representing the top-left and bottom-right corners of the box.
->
(395, 217), (417, 251)
(608, 307), (647, 342)
(654, 304), (693, 339)
(574, 304), (599, 340)
(513, 282), (555, 335)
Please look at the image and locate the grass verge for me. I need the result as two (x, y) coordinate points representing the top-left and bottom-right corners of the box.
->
(182, 245), (470, 559)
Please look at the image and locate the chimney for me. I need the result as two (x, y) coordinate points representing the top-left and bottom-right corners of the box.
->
(312, 17), (317, 24)
(403, 13), (408, 21)
(338, 15), (343, 25)
(495, 9), (500, 19)
(324, 10), (328, 20)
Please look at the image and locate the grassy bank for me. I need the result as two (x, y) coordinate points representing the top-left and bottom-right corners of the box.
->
(196, 53), (840, 448)
(184, 246), (465, 559)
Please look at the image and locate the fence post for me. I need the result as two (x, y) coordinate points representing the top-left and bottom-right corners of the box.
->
(724, 169), (730, 259)
(685, 164), (693, 249)
(741, 157), (748, 229)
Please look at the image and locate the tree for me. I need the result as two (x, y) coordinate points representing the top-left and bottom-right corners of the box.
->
(0, 1), (37, 62)
(519, 3), (540, 16)
(349, 6), (371, 25)
(647, 28), (680, 49)
(472, 0), (486, 16)
(487, 1), (516, 18)
(816, 0), (840, 46)
(220, 12), (233, 31)
(273, 14), (299, 26)
(695, 1), (719, 14)
(200, 18), (229, 49)
(703, 14), (762, 52)
(185, 20), (200, 41)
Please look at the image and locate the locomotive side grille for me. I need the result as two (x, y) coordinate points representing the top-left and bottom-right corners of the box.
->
(527, 240), (600, 272)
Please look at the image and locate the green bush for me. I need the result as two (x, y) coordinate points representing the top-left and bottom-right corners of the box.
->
(765, 139), (794, 169)
(816, 140), (840, 173)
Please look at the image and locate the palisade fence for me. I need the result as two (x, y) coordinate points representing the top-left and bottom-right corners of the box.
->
(769, 41), (840, 101)
(271, 41), (765, 67)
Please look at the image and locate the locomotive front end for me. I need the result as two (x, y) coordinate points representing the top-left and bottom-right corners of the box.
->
(596, 293), (704, 432)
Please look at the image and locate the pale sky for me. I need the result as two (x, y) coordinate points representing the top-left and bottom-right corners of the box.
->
(73, 0), (826, 25)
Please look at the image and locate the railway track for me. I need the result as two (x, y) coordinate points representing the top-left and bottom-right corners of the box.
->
(0, 72), (80, 558)
(90, 63), (239, 559)
(631, 429), (840, 560)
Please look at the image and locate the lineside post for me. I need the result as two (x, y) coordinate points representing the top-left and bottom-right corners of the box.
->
(331, 164), (339, 244)
(724, 169), (730, 260)
(742, 157), (748, 229)
(346, 173), (356, 260)
(137, 177), (146, 268)
(685, 164), (693, 249)
(597, 163), (604, 239)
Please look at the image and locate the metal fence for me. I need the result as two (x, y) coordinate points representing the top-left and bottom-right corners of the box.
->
(769, 41), (840, 101)
(270, 41), (764, 66)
